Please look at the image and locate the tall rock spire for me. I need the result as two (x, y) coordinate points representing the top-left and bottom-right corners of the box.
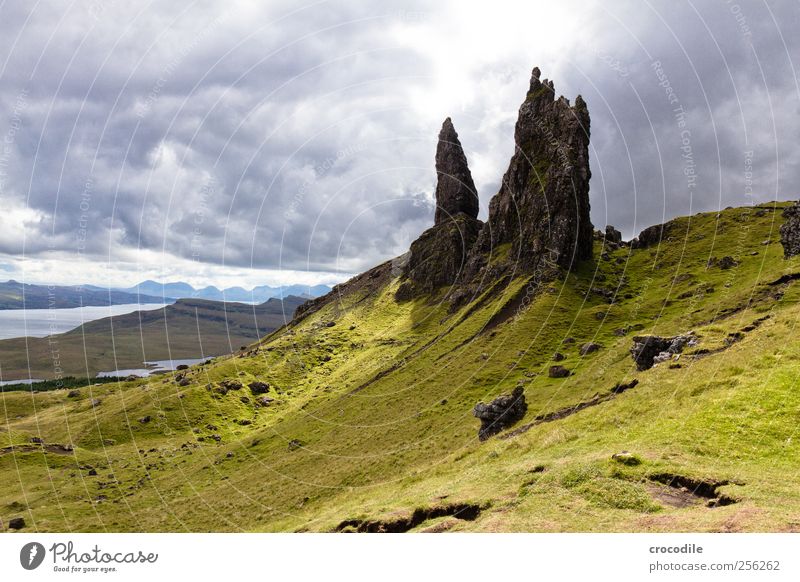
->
(434, 118), (479, 224)
(468, 66), (592, 275)
(394, 118), (483, 300)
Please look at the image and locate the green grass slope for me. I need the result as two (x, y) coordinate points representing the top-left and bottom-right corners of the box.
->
(2, 203), (800, 533)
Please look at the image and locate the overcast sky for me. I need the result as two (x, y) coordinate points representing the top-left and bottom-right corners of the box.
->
(0, 0), (797, 288)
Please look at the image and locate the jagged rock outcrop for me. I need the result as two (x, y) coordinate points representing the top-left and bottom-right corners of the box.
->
(780, 202), (800, 258)
(631, 222), (669, 249)
(473, 386), (527, 440)
(604, 225), (622, 245)
(396, 214), (482, 300)
(630, 332), (697, 371)
(466, 67), (592, 277)
(434, 118), (479, 225)
(396, 118), (482, 300)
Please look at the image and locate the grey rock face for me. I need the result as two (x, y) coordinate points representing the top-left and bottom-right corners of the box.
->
(604, 225), (623, 245)
(397, 118), (482, 300)
(8, 516), (25, 529)
(780, 202), (800, 258)
(434, 117), (479, 225)
(632, 223), (668, 249)
(579, 342), (602, 356)
(630, 333), (697, 371)
(473, 386), (527, 440)
(467, 67), (592, 274)
(548, 365), (571, 378)
(396, 214), (482, 300)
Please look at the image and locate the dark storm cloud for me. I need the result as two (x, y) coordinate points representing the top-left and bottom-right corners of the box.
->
(0, 0), (797, 279)
(566, 0), (800, 238)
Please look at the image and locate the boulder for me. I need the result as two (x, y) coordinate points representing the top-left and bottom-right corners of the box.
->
(630, 333), (697, 371)
(219, 379), (242, 391)
(256, 396), (274, 407)
(579, 342), (602, 356)
(248, 381), (270, 395)
(548, 365), (571, 378)
(707, 256), (739, 270)
(780, 201), (800, 258)
(604, 225), (623, 245)
(632, 222), (669, 249)
(473, 386), (527, 441)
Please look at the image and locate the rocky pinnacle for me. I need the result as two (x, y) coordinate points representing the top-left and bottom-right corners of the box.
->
(434, 117), (479, 225)
(469, 66), (592, 273)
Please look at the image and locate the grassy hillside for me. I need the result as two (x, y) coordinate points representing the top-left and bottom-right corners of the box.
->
(2, 203), (800, 532)
(0, 296), (304, 380)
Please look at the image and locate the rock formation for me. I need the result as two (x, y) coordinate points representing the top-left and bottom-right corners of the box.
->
(604, 225), (622, 245)
(631, 223), (668, 249)
(396, 118), (482, 299)
(630, 332), (697, 371)
(780, 202), (800, 258)
(434, 118), (479, 224)
(466, 67), (592, 276)
(473, 386), (527, 440)
(395, 214), (482, 300)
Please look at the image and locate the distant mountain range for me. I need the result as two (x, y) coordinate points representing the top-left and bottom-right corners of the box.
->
(115, 280), (332, 302)
(0, 280), (165, 309)
(0, 295), (307, 379)
(0, 279), (331, 310)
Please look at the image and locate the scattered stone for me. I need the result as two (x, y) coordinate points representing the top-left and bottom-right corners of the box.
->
(226, 452), (234, 458)
(548, 365), (571, 378)
(552, 352), (565, 362)
(239, 396), (250, 404)
(90, 398), (101, 407)
(562, 337), (575, 345)
(138, 416), (151, 424)
(579, 342), (602, 356)
(631, 332), (698, 371)
(707, 255), (739, 270)
(125, 375), (140, 382)
(67, 389), (80, 398)
(472, 386), (527, 441)
(257, 396), (274, 407)
(325, 321), (336, 328)
(604, 225), (623, 245)
(177, 378), (190, 387)
(288, 439), (304, 451)
(237, 419), (252, 426)
(248, 381), (270, 395)
(780, 201), (800, 258)
(632, 223), (668, 249)
(29, 437), (44, 444)
(219, 379), (242, 392)
(8, 517), (25, 530)
(176, 364), (189, 370)
(88, 468), (97, 476)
